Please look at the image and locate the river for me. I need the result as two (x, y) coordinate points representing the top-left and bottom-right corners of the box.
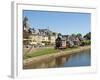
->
(23, 49), (91, 69)
(60, 50), (91, 67)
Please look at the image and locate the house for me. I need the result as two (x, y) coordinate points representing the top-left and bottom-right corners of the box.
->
(50, 33), (58, 45)
(27, 28), (58, 47)
(50, 36), (57, 44)
(55, 34), (67, 49)
(61, 38), (67, 48)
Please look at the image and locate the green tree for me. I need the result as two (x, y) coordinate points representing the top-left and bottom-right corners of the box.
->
(76, 33), (83, 41)
(84, 32), (91, 40)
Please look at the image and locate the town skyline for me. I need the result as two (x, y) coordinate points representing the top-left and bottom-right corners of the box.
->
(23, 10), (91, 35)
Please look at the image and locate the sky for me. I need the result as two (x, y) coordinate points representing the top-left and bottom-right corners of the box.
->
(23, 10), (91, 35)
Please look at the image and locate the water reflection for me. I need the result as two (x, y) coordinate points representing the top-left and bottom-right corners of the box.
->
(55, 55), (70, 67)
(23, 50), (91, 69)
(62, 50), (91, 67)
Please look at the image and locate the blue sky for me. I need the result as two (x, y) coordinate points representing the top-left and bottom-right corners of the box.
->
(23, 10), (91, 35)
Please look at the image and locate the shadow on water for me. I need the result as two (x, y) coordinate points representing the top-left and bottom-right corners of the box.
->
(62, 50), (91, 67)
(23, 50), (91, 69)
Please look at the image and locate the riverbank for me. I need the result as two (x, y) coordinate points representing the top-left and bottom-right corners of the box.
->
(23, 46), (90, 69)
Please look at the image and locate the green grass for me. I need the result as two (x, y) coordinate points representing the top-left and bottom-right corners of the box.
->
(23, 46), (80, 60)
(23, 48), (60, 59)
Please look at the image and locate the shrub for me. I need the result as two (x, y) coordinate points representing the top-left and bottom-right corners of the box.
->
(80, 40), (91, 46)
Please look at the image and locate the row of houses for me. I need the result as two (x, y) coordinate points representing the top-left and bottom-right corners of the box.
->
(55, 32), (91, 49)
(23, 16), (91, 48)
(28, 29), (58, 45)
(23, 17), (58, 47)
(55, 34), (83, 49)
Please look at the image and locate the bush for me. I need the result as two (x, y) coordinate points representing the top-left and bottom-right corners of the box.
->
(80, 40), (91, 46)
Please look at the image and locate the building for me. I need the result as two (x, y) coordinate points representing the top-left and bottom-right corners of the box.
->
(24, 27), (58, 47)
(23, 16), (61, 48)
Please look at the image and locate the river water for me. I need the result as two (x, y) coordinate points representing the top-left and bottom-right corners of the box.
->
(24, 49), (91, 69)
(61, 50), (91, 67)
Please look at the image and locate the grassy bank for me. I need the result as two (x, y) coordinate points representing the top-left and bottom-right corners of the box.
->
(23, 45), (90, 69)
(24, 46), (82, 59)
(24, 48), (59, 59)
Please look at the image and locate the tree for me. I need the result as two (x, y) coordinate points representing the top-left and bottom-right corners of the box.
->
(23, 16), (28, 29)
(55, 36), (62, 49)
(84, 32), (91, 40)
(76, 33), (83, 41)
(76, 33), (82, 37)
(71, 33), (76, 41)
(71, 33), (76, 37)
(58, 33), (62, 38)
(52, 32), (56, 36)
(23, 16), (32, 46)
